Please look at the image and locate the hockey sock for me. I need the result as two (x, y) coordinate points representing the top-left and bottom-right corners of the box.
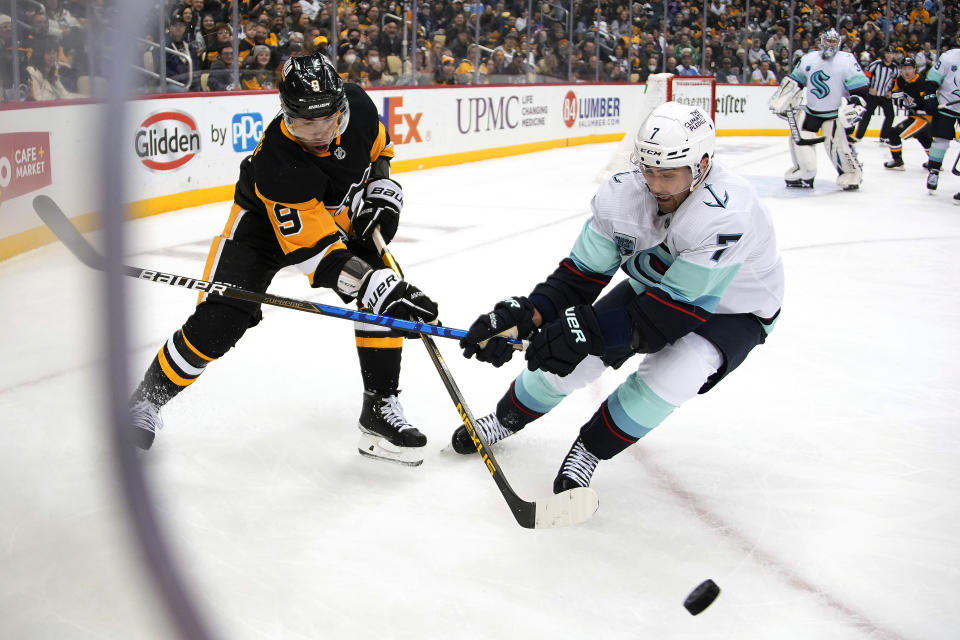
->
(356, 338), (402, 394)
(495, 381), (545, 432)
(578, 401), (639, 460)
(890, 148), (903, 158)
(135, 328), (215, 406)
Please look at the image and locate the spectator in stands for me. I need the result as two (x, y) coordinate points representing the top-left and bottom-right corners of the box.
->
(241, 44), (275, 89)
(674, 48), (699, 75)
(26, 38), (78, 101)
(201, 22), (233, 70)
(378, 18), (403, 57)
(716, 56), (740, 83)
(435, 54), (457, 84)
(206, 42), (237, 91)
(751, 56), (777, 84)
(42, 0), (82, 40)
(165, 15), (198, 92)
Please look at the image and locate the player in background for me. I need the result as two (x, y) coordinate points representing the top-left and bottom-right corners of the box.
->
(451, 103), (784, 493)
(129, 52), (439, 465)
(883, 57), (933, 170)
(921, 47), (960, 194)
(768, 29), (869, 191)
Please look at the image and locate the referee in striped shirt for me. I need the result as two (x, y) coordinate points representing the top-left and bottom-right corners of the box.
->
(853, 48), (899, 143)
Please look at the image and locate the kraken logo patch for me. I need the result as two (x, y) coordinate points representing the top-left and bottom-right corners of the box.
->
(613, 232), (636, 256)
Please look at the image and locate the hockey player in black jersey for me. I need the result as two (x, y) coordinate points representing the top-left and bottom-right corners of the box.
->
(129, 52), (438, 465)
(883, 58), (933, 171)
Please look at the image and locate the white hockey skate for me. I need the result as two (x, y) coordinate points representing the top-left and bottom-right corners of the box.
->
(357, 391), (426, 467)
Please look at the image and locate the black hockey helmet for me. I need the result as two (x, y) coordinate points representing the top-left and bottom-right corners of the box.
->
(278, 52), (348, 120)
(901, 56), (916, 68)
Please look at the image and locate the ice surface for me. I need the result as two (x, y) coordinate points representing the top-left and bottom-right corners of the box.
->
(1, 138), (959, 639)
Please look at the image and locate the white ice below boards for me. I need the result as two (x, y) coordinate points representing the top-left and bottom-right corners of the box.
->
(1, 138), (959, 639)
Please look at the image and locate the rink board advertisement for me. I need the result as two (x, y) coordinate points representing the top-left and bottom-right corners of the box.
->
(1, 83), (839, 259)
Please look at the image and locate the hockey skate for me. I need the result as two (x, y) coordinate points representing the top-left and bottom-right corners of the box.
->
(785, 178), (814, 188)
(552, 437), (601, 494)
(883, 158), (905, 171)
(927, 169), (939, 193)
(129, 397), (163, 450)
(451, 413), (516, 454)
(842, 184), (860, 191)
(953, 192), (960, 205)
(357, 390), (426, 466)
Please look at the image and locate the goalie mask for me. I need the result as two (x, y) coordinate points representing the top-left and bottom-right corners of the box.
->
(819, 29), (841, 59)
(278, 52), (350, 153)
(631, 101), (716, 199)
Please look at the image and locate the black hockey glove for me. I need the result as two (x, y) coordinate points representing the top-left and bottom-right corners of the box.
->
(352, 178), (403, 245)
(460, 296), (538, 367)
(847, 94), (867, 109)
(921, 92), (939, 115)
(359, 268), (438, 322)
(525, 305), (604, 376)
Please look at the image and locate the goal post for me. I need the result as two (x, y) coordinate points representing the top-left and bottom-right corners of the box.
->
(595, 74), (717, 182)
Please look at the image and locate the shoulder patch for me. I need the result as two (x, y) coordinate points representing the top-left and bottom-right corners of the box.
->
(613, 232), (636, 256)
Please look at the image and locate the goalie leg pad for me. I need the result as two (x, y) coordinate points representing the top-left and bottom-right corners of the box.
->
(824, 118), (862, 187)
(785, 133), (818, 180)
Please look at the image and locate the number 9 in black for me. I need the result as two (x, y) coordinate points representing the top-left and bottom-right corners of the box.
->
(273, 203), (302, 236)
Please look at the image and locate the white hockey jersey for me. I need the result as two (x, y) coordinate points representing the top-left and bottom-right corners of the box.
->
(926, 48), (960, 117)
(570, 163), (785, 323)
(789, 50), (868, 117)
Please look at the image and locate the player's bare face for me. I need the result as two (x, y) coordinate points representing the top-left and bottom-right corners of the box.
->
(902, 66), (916, 82)
(285, 113), (340, 154)
(641, 165), (693, 213)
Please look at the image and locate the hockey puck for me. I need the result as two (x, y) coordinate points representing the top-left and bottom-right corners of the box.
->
(683, 579), (720, 615)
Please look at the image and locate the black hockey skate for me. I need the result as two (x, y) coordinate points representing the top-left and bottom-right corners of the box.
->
(953, 192), (960, 205)
(785, 178), (814, 189)
(357, 390), (426, 466)
(842, 184), (860, 191)
(552, 437), (601, 494)
(129, 396), (163, 450)
(883, 158), (905, 171)
(927, 169), (939, 193)
(451, 413), (516, 454)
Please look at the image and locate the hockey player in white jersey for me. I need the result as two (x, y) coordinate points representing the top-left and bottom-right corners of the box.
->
(768, 29), (870, 190)
(920, 47), (960, 194)
(450, 102), (785, 493)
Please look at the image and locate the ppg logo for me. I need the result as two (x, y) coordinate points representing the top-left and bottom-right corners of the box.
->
(231, 113), (264, 152)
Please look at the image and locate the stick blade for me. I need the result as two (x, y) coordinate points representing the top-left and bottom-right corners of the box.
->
(33, 194), (105, 270)
(534, 487), (599, 529)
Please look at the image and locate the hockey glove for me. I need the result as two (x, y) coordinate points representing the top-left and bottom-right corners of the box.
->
(838, 96), (867, 128)
(921, 92), (939, 115)
(352, 178), (403, 245)
(525, 305), (604, 376)
(359, 268), (438, 322)
(460, 296), (538, 367)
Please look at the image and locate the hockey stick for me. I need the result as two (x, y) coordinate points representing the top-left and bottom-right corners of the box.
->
(953, 152), (960, 177)
(31, 195), (525, 347)
(371, 228), (599, 529)
(784, 109), (825, 146)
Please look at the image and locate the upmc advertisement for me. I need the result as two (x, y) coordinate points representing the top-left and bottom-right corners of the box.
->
(0, 84), (789, 257)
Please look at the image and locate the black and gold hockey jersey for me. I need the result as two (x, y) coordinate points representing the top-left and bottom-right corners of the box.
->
(892, 74), (929, 114)
(234, 82), (394, 289)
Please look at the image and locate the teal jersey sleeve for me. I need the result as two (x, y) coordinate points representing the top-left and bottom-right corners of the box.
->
(570, 218), (622, 276)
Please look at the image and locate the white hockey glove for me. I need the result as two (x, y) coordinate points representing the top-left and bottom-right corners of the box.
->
(352, 178), (403, 246)
(359, 268), (439, 322)
(838, 96), (866, 128)
(768, 77), (803, 116)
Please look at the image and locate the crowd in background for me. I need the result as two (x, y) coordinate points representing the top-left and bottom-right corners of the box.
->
(0, 0), (957, 101)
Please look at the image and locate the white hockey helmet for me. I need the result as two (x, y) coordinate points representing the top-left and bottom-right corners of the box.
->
(820, 28), (841, 59)
(631, 101), (716, 190)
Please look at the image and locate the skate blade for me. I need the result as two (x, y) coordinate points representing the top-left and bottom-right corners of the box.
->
(357, 432), (424, 467)
(534, 487), (600, 528)
(884, 165), (905, 171)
